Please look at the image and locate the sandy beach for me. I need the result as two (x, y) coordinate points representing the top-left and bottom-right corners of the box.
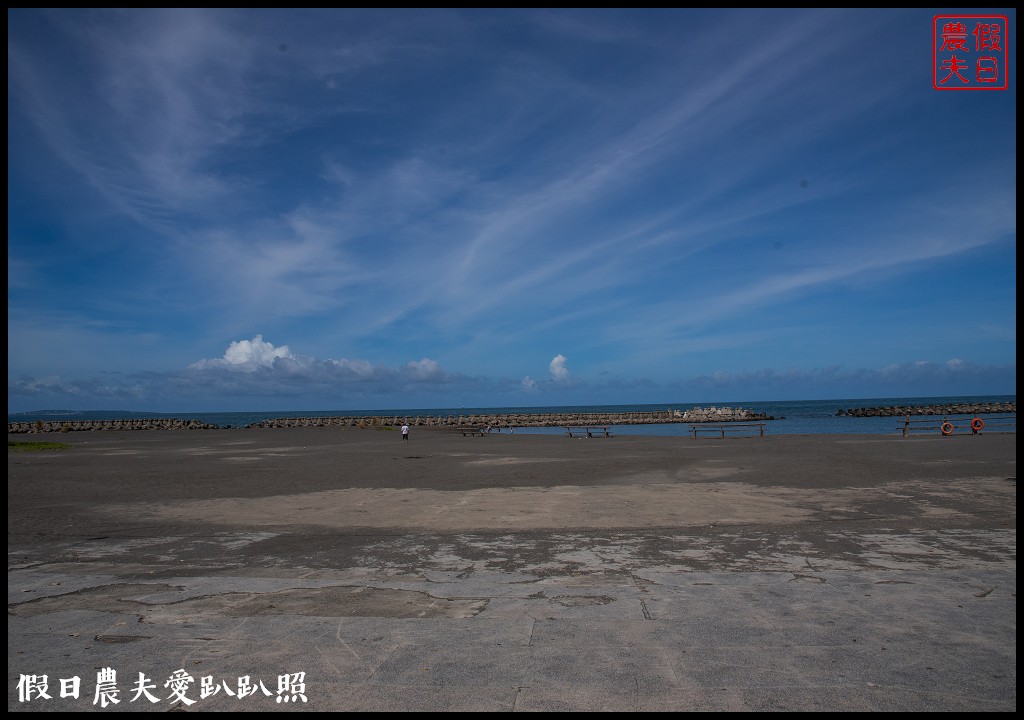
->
(8, 428), (1016, 711)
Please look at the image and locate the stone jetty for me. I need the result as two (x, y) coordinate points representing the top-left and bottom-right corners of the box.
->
(7, 418), (222, 433)
(245, 407), (770, 429)
(836, 401), (1015, 417)
(8, 407), (770, 433)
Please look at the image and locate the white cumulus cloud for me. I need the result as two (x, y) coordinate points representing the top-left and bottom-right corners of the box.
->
(549, 354), (570, 382)
(405, 358), (442, 380)
(190, 335), (293, 371)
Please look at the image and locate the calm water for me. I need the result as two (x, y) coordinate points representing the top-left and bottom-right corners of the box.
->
(8, 395), (1015, 436)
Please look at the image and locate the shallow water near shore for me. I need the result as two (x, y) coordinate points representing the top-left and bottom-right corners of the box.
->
(515, 396), (1016, 436)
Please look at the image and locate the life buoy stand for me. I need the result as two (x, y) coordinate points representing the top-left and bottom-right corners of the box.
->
(940, 422), (954, 436)
(970, 417), (984, 432)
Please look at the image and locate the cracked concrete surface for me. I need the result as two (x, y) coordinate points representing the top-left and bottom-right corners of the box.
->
(8, 429), (1016, 711)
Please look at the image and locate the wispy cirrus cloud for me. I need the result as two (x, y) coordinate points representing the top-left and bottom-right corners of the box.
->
(8, 9), (1015, 411)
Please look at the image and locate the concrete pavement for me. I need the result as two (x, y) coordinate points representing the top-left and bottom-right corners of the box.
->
(8, 429), (1016, 711)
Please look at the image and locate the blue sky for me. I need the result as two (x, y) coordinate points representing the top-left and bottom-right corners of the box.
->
(8, 8), (1017, 412)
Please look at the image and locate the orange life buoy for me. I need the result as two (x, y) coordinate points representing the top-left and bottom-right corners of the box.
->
(940, 422), (954, 436)
(970, 417), (985, 432)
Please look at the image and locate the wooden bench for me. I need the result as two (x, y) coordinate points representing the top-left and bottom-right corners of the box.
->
(565, 426), (613, 438)
(456, 426), (487, 437)
(688, 422), (766, 439)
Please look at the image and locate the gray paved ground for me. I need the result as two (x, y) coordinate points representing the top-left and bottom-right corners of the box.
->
(8, 428), (1016, 711)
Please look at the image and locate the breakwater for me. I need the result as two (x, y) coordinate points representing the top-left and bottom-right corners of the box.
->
(8, 407), (770, 433)
(8, 418), (222, 433)
(836, 401), (1015, 417)
(247, 407), (770, 429)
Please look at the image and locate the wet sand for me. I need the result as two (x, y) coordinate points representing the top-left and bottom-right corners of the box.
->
(8, 428), (1016, 711)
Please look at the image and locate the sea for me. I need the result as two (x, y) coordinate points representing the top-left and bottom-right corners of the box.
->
(7, 394), (1016, 436)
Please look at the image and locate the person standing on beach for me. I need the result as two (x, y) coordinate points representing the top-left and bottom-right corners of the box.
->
(401, 423), (409, 441)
